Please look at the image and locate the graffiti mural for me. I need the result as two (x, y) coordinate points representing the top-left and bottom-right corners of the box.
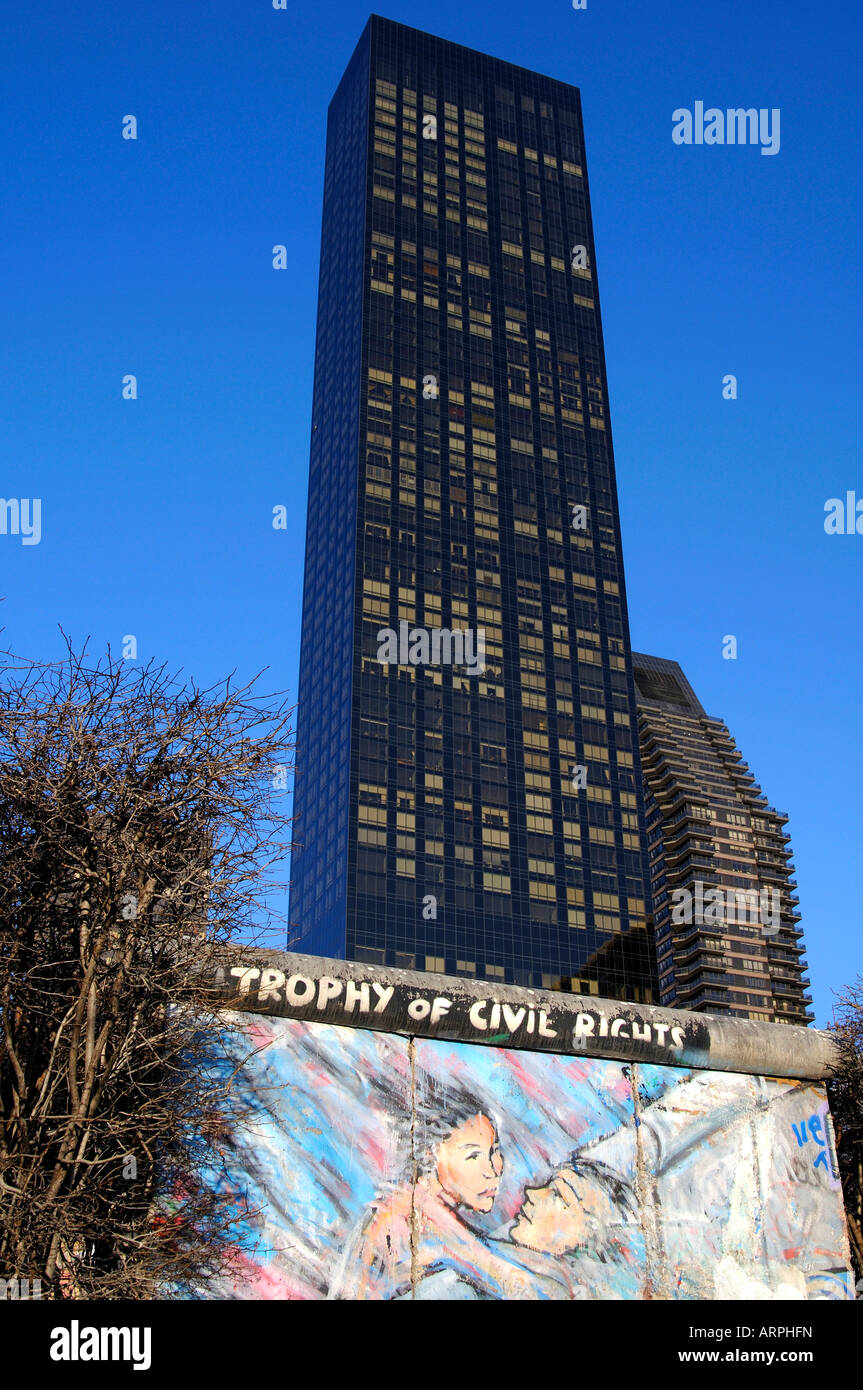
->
(201, 1014), (853, 1300)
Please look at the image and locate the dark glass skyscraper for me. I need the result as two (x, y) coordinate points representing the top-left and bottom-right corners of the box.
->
(290, 16), (657, 1001)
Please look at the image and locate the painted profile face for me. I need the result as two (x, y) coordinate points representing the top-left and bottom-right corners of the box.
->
(509, 1166), (616, 1255)
(434, 1113), (503, 1213)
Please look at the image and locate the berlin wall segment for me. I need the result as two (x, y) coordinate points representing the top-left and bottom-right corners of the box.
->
(187, 954), (854, 1299)
(200, 948), (838, 1081)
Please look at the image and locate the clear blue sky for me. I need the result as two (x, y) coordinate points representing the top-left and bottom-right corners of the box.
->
(3, 0), (861, 1025)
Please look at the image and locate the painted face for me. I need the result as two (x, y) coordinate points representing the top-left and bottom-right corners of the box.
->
(434, 1113), (503, 1213)
(509, 1166), (615, 1255)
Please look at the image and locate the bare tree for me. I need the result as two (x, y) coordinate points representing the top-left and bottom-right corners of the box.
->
(827, 975), (863, 1287)
(0, 639), (294, 1298)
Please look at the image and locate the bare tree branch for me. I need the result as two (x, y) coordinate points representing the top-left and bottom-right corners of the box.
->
(827, 976), (863, 1285)
(0, 637), (296, 1297)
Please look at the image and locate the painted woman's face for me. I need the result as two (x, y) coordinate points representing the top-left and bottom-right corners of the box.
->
(509, 1167), (614, 1255)
(435, 1114), (503, 1212)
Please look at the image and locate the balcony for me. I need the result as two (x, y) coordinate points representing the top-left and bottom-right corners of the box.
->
(674, 944), (725, 968)
(769, 967), (808, 984)
(772, 980), (813, 1001)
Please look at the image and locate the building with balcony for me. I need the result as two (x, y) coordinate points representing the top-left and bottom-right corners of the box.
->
(633, 653), (812, 1025)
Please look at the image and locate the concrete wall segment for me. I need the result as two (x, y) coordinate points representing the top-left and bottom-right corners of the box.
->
(198, 947), (839, 1080)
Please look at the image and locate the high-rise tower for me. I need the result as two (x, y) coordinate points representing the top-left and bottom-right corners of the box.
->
(290, 16), (656, 1000)
(633, 654), (812, 1025)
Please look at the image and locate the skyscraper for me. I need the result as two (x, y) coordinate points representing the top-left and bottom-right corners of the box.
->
(290, 16), (657, 1000)
(633, 654), (812, 1025)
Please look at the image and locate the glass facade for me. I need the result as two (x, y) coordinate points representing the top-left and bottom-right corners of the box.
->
(290, 17), (657, 1001)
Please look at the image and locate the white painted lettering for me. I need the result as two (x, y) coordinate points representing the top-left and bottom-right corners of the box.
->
(430, 996), (452, 1025)
(256, 968), (285, 1004)
(316, 976), (343, 1009)
(230, 966), (261, 994)
(285, 974), (316, 1006)
(344, 979), (371, 1013)
(502, 1004), (526, 1032)
(372, 982), (394, 1013)
(469, 999), (488, 1029)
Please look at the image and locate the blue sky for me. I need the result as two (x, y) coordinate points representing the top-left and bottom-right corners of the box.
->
(3, 0), (860, 1024)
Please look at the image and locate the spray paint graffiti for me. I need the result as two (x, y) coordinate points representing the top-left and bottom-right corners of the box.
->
(199, 1016), (853, 1301)
(790, 1103), (839, 1178)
